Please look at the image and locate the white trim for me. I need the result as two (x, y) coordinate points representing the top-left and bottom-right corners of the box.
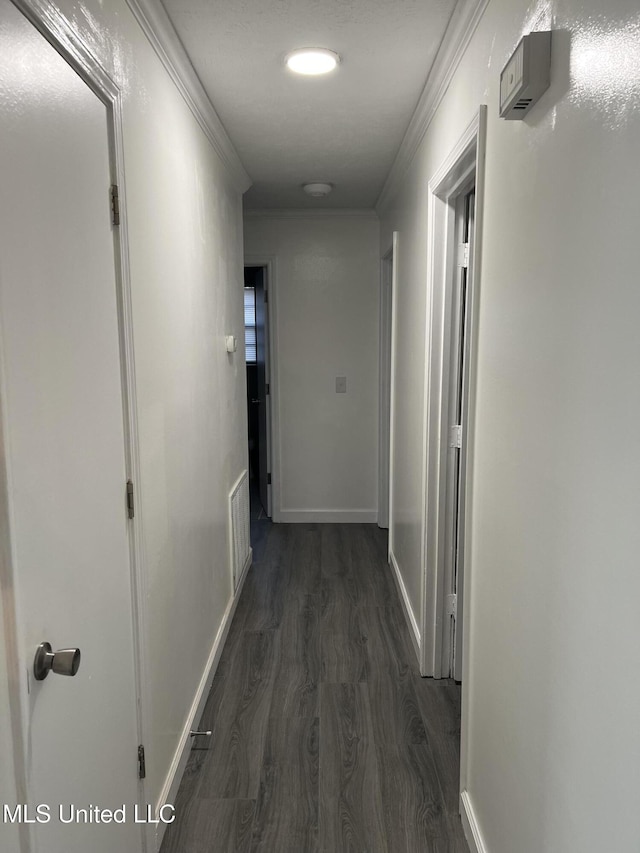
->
(460, 105), (488, 796)
(244, 255), (280, 521)
(387, 232), (399, 559)
(389, 551), (421, 663)
(104, 52), (157, 853)
(430, 112), (483, 191)
(244, 208), (378, 220)
(377, 249), (393, 528)
(278, 509), (377, 524)
(460, 790), (489, 853)
(125, 0), (251, 194)
(153, 549), (251, 852)
(376, 0), (490, 213)
(420, 110), (485, 681)
(12, 0), (126, 95)
(111, 69), (154, 853)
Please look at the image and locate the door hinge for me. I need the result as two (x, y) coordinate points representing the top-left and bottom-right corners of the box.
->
(126, 480), (135, 519)
(450, 425), (463, 449)
(137, 745), (146, 779)
(265, 383), (270, 395)
(110, 184), (120, 227)
(446, 593), (457, 619)
(267, 473), (272, 485)
(264, 290), (268, 303)
(457, 242), (469, 269)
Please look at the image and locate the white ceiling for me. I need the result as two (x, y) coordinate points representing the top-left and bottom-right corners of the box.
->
(160, 0), (459, 209)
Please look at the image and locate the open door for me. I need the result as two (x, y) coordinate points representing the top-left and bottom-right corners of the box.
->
(0, 4), (143, 850)
(447, 188), (475, 682)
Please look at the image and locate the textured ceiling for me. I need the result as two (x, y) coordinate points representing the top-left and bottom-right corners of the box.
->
(160, 0), (458, 208)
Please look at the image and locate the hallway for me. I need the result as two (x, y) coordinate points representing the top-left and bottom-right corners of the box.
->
(161, 524), (466, 852)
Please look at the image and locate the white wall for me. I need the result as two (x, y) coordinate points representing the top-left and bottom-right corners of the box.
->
(7, 0), (249, 822)
(379, 0), (640, 850)
(244, 213), (380, 522)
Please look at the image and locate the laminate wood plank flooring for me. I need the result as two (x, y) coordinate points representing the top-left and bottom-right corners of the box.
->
(319, 682), (386, 852)
(412, 679), (464, 820)
(252, 716), (319, 852)
(160, 523), (467, 853)
(161, 799), (256, 853)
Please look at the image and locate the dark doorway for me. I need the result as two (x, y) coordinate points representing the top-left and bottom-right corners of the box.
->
(244, 266), (271, 554)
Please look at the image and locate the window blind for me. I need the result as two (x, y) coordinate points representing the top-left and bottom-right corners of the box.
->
(244, 287), (256, 363)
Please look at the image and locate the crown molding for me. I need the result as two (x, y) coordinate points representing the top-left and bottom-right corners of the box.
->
(126, 0), (252, 194)
(376, 0), (490, 213)
(243, 208), (379, 220)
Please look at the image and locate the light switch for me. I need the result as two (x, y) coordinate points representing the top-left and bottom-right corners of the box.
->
(336, 376), (347, 394)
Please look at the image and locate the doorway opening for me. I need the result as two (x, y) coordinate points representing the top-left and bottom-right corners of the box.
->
(244, 265), (272, 555)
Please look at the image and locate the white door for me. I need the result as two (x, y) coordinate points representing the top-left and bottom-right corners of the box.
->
(0, 4), (142, 852)
(445, 187), (475, 682)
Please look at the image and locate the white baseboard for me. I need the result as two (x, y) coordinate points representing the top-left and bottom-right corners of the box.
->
(153, 548), (252, 851)
(460, 790), (488, 853)
(389, 549), (421, 662)
(277, 509), (378, 523)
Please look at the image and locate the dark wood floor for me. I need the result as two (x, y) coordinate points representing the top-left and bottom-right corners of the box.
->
(161, 523), (467, 853)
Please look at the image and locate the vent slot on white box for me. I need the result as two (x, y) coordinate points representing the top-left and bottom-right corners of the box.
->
(229, 470), (250, 590)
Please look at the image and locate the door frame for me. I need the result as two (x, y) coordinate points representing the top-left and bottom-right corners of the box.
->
(377, 244), (394, 529)
(420, 106), (487, 681)
(0, 3), (149, 850)
(386, 233), (399, 557)
(244, 255), (279, 521)
(441, 185), (475, 682)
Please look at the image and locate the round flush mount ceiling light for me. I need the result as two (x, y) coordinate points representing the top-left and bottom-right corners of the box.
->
(302, 182), (333, 198)
(286, 48), (340, 76)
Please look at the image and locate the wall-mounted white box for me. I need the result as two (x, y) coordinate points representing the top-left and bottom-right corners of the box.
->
(499, 31), (551, 120)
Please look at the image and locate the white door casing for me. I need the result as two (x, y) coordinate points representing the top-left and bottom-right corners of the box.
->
(0, 3), (144, 851)
(378, 248), (393, 530)
(420, 108), (486, 680)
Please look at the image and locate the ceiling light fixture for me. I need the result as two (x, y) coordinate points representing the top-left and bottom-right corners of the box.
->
(286, 48), (340, 76)
(302, 182), (333, 198)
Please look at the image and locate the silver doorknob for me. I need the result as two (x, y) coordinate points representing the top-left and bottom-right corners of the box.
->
(251, 398), (260, 404)
(33, 642), (81, 681)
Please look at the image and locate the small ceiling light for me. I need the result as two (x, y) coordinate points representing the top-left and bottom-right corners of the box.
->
(286, 48), (340, 76)
(302, 182), (333, 198)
